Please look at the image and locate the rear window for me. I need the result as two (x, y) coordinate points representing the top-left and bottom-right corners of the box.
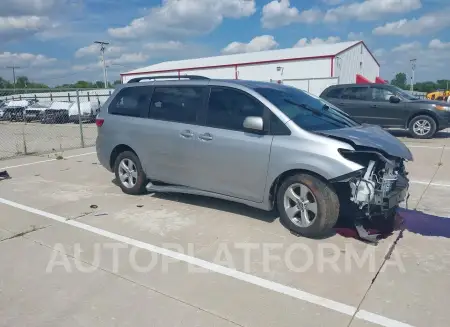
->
(149, 87), (204, 124)
(341, 87), (369, 101)
(323, 87), (343, 99)
(109, 86), (152, 117)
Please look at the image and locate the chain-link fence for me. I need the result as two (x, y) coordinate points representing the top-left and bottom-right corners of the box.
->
(0, 88), (114, 160)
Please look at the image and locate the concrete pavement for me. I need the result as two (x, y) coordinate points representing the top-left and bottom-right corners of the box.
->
(0, 138), (449, 327)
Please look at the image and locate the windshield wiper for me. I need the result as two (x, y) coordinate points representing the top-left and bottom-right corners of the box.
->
(284, 99), (343, 128)
(285, 99), (356, 127)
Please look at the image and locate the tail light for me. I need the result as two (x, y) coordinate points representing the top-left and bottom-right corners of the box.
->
(95, 118), (104, 127)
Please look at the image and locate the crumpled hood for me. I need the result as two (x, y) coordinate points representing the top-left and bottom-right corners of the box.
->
(318, 124), (413, 161)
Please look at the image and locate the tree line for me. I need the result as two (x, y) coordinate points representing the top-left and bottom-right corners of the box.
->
(390, 73), (450, 93)
(0, 76), (122, 90)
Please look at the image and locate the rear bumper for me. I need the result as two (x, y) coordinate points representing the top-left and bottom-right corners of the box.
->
(96, 139), (112, 172)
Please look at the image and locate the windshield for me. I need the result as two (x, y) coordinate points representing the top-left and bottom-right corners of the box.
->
(255, 85), (360, 132)
(393, 86), (419, 100)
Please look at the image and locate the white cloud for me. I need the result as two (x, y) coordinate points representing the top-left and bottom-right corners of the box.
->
(0, 0), (71, 41)
(391, 41), (422, 52)
(429, 39), (450, 50)
(0, 16), (50, 32)
(373, 48), (386, 57)
(293, 36), (341, 48)
(347, 32), (364, 40)
(110, 53), (150, 65)
(75, 44), (123, 58)
(221, 35), (279, 54)
(0, 51), (57, 67)
(0, 0), (66, 17)
(321, 0), (344, 4)
(261, 0), (321, 28)
(325, 0), (421, 22)
(108, 0), (255, 39)
(144, 41), (184, 51)
(373, 11), (449, 36)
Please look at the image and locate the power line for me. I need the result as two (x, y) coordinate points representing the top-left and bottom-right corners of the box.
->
(94, 41), (110, 88)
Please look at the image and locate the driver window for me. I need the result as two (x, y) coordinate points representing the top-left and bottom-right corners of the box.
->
(370, 87), (395, 102)
(206, 87), (265, 131)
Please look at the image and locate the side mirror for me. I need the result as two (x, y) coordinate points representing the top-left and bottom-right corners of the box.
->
(390, 95), (400, 103)
(243, 116), (264, 132)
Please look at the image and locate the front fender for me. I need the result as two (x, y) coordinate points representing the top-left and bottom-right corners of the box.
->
(264, 135), (364, 207)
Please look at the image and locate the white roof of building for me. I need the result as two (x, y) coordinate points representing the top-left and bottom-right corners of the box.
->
(123, 40), (363, 75)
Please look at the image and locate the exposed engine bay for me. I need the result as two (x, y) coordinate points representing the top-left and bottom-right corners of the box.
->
(334, 148), (410, 242)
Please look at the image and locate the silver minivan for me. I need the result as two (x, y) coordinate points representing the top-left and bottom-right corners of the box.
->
(96, 76), (412, 240)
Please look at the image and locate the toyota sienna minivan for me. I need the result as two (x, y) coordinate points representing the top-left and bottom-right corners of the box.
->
(96, 76), (412, 241)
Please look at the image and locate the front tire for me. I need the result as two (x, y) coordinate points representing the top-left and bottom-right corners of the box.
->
(276, 173), (340, 238)
(114, 151), (147, 195)
(409, 115), (436, 139)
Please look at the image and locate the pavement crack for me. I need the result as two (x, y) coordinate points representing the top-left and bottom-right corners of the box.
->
(66, 211), (93, 221)
(346, 146), (447, 326)
(0, 225), (50, 243)
(414, 144), (446, 208)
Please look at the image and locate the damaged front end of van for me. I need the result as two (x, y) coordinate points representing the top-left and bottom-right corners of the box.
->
(320, 125), (412, 242)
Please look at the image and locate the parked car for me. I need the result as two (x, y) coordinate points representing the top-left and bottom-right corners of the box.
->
(320, 83), (450, 139)
(68, 100), (100, 123)
(40, 101), (72, 124)
(95, 76), (412, 240)
(2, 100), (30, 121)
(0, 100), (5, 120)
(24, 102), (51, 122)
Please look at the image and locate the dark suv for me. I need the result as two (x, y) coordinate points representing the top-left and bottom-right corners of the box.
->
(320, 83), (450, 138)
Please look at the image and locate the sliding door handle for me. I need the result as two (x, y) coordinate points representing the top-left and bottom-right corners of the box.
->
(199, 133), (213, 141)
(180, 130), (194, 138)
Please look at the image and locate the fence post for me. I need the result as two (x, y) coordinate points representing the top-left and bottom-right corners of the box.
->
(22, 119), (28, 155)
(76, 90), (85, 148)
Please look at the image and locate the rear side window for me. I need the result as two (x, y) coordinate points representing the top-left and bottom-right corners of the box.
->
(109, 86), (152, 117)
(341, 87), (369, 101)
(323, 87), (343, 99)
(206, 87), (265, 131)
(149, 87), (203, 124)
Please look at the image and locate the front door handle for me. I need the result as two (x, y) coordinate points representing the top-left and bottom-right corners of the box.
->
(180, 130), (194, 138)
(370, 104), (378, 108)
(199, 133), (213, 141)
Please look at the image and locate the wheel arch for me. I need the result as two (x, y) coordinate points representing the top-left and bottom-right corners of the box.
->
(268, 169), (331, 208)
(406, 111), (439, 129)
(109, 144), (138, 170)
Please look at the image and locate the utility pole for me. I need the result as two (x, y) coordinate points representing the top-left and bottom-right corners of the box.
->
(6, 65), (20, 93)
(94, 41), (109, 89)
(410, 59), (416, 92)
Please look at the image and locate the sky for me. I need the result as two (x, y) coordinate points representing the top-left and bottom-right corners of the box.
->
(0, 0), (449, 86)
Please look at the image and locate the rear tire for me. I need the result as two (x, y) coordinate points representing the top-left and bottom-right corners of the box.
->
(114, 151), (147, 195)
(276, 173), (339, 238)
(409, 115), (436, 139)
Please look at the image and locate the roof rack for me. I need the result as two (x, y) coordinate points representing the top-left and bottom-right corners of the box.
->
(127, 75), (210, 83)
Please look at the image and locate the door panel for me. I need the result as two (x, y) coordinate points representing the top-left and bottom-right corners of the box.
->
(189, 86), (273, 202)
(338, 86), (371, 124)
(142, 86), (206, 186)
(365, 87), (406, 127)
(190, 126), (273, 202)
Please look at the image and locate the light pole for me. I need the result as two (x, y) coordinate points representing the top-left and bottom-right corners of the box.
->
(410, 59), (416, 92)
(6, 65), (20, 93)
(94, 41), (109, 88)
